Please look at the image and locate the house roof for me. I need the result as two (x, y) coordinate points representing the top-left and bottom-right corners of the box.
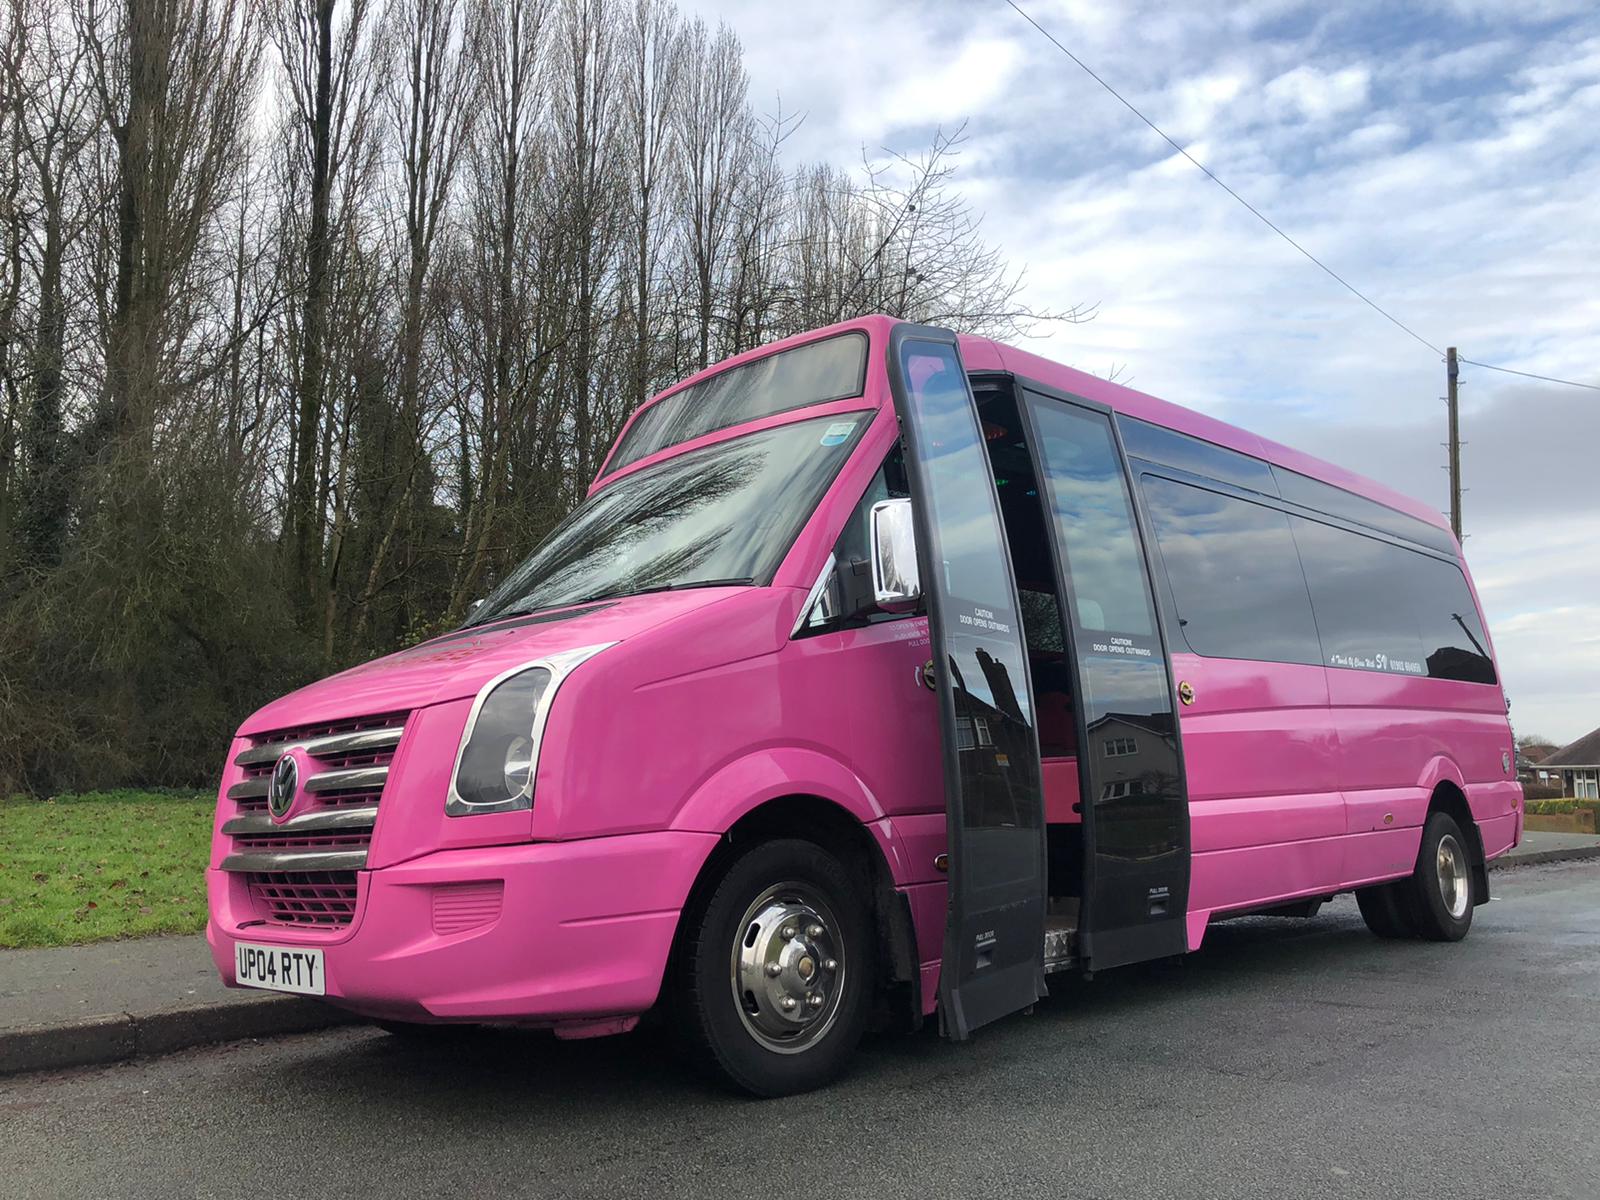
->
(1541, 726), (1600, 768)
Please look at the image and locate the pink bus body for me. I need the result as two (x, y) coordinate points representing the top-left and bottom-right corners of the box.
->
(207, 315), (1521, 1094)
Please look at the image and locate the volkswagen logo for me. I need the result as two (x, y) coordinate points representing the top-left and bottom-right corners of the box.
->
(269, 753), (299, 820)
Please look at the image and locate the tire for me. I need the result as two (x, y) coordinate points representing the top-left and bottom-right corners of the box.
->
(1355, 881), (1414, 939)
(674, 838), (875, 1097)
(1398, 811), (1476, 942)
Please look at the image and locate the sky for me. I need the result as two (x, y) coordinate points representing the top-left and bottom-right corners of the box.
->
(700, 0), (1600, 746)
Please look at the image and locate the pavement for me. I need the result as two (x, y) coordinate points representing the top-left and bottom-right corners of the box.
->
(0, 933), (358, 1075)
(2, 829), (1597, 1079)
(3, 858), (1597, 1199)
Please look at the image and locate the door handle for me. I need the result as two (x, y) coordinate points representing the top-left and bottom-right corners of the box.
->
(1178, 680), (1195, 705)
(918, 659), (937, 692)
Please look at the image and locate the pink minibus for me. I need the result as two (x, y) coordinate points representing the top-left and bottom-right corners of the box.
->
(207, 316), (1522, 1095)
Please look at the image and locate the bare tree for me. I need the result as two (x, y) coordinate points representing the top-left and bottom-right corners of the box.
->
(78, 0), (260, 452)
(672, 16), (748, 370)
(269, 0), (368, 621)
(348, 0), (476, 645)
(441, 0), (557, 619)
(548, 0), (621, 485)
(618, 0), (680, 408)
(6, 2), (96, 567)
(0, 0), (31, 554)
(838, 125), (1091, 335)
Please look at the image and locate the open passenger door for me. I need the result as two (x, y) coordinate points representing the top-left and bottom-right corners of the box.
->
(1017, 388), (1191, 970)
(886, 324), (1049, 1040)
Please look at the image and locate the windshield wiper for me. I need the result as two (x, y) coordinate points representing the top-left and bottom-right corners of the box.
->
(570, 577), (757, 606)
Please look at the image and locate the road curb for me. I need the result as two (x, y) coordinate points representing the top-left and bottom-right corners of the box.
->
(0, 996), (360, 1077)
(1491, 844), (1600, 870)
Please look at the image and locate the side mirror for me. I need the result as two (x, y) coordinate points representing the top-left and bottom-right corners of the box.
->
(870, 498), (921, 612)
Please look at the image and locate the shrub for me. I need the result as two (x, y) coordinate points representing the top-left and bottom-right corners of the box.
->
(1524, 798), (1600, 817)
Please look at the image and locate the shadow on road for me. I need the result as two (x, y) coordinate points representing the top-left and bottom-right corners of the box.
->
(253, 905), (1391, 1105)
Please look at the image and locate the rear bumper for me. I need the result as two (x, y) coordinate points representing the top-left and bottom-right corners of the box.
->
(207, 830), (719, 1024)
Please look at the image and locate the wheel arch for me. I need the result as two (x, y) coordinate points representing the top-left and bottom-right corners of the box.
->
(667, 792), (925, 1034)
(1428, 778), (1490, 905)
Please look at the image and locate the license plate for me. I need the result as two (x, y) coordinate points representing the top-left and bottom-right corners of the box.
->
(235, 942), (326, 996)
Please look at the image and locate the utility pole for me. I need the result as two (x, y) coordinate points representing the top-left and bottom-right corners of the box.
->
(1446, 346), (1462, 542)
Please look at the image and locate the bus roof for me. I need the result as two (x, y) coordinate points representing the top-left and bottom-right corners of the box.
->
(597, 314), (1452, 543)
(956, 330), (1453, 539)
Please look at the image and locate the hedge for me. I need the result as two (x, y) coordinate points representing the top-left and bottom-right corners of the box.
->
(1524, 797), (1600, 817)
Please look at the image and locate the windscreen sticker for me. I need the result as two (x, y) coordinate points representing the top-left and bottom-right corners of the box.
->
(957, 605), (1013, 635)
(1089, 635), (1155, 659)
(819, 421), (856, 446)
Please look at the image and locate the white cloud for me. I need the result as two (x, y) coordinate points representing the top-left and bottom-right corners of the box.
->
(874, 36), (1024, 132)
(1265, 64), (1371, 121)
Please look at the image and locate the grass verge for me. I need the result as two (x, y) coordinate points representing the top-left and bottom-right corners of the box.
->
(0, 790), (213, 948)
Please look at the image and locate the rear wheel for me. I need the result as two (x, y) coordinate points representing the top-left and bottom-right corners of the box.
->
(674, 838), (874, 1097)
(1401, 811), (1476, 941)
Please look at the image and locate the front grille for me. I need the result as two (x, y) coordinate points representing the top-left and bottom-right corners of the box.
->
(228, 713), (405, 813)
(220, 713), (407, 928)
(247, 871), (360, 926)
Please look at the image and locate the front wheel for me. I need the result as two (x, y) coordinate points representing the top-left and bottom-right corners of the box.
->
(674, 838), (874, 1097)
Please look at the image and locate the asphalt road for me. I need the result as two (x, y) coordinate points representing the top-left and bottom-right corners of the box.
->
(5, 861), (1598, 1200)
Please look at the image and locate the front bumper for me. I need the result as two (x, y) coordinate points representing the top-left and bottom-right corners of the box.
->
(207, 830), (719, 1024)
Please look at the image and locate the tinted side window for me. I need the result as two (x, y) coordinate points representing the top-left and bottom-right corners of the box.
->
(1273, 465), (1457, 555)
(1290, 518), (1496, 683)
(1291, 519), (1426, 675)
(834, 442), (910, 573)
(607, 331), (868, 473)
(1028, 400), (1155, 640)
(1118, 416), (1278, 496)
(1409, 554), (1497, 684)
(796, 443), (911, 635)
(1141, 476), (1321, 665)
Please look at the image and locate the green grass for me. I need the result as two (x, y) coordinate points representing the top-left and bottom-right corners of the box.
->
(0, 789), (214, 948)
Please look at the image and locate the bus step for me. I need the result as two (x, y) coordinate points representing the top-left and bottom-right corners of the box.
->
(1043, 915), (1078, 974)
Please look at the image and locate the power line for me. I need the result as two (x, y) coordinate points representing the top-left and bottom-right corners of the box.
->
(1002, 0), (1443, 358)
(1458, 357), (1600, 393)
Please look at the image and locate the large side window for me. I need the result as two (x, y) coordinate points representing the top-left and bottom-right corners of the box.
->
(1291, 519), (1426, 675)
(1274, 465), (1458, 555)
(795, 443), (910, 634)
(1028, 401), (1156, 641)
(1290, 517), (1496, 684)
(1408, 554), (1498, 684)
(834, 442), (909, 573)
(1140, 475), (1321, 665)
(1118, 416), (1278, 497)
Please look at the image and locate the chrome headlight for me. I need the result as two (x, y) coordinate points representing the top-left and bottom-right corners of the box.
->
(446, 642), (615, 816)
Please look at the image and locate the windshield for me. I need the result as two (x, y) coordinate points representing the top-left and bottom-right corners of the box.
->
(467, 413), (868, 625)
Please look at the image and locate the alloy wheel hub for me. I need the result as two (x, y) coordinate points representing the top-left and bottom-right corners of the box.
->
(1437, 833), (1469, 919)
(731, 884), (845, 1054)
